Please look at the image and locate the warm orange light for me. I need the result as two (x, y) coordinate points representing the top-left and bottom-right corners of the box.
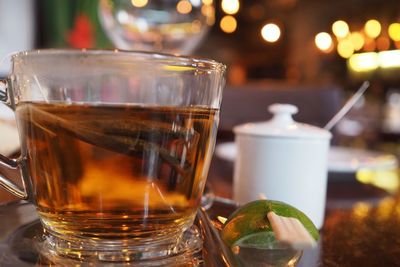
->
(201, 5), (215, 26)
(365, 19), (381, 39)
(229, 64), (247, 85)
(388, 23), (400, 42)
(131, 0), (148, 8)
(177, 0), (192, 14)
(332, 20), (349, 38)
(377, 37), (390, 51)
(315, 32), (333, 52)
(364, 38), (376, 52)
(221, 0), (240, 15)
(352, 202), (371, 220)
(202, 0), (213, 5)
(191, 20), (202, 33)
(220, 15), (237, 33)
(261, 23), (281, 43)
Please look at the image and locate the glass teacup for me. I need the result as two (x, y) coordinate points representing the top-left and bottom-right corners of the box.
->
(0, 49), (225, 262)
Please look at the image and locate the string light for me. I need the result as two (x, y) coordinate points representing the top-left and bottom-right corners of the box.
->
(131, 0), (148, 8)
(348, 52), (379, 72)
(190, 0), (201, 7)
(261, 23), (281, 43)
(388, 23), (400, 42)
(201, 5), (215, 26)
(315, 32), (333, 52)
(349, 32), (365, 51)
(221, 0), (240, 15)
(332, 20), (349, 38)
(364, 19), (381, 39)
(220, 15), (237, 33)
(348, 50), (400, 72)
(379, 50), (400, 68)
(177, 0), (192, 14)
(337, 39), (354, 58)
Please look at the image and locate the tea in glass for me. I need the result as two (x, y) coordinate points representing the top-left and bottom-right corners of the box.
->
(0, 50), (225, 262)
(16, 102), (218, 246)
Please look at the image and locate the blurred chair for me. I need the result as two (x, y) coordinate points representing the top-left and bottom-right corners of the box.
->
(218, 83), (344, 141)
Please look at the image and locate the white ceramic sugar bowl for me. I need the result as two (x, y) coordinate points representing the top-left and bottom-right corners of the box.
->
(233, 103), (332, 229)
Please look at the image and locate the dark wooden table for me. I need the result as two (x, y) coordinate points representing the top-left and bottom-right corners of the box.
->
(207, 154), (400, 267)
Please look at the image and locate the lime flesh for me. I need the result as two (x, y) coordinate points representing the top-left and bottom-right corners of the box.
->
(221, 200), (320, 248)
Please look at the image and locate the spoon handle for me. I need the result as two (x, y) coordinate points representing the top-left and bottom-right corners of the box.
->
(324, 81), (370, 131)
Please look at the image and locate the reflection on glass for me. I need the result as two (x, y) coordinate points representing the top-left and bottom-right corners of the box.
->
(98, 0), (215, 54)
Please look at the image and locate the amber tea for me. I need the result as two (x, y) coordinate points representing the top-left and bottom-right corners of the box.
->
(15, 102), (218, 245)
(0, 50), (225, 262)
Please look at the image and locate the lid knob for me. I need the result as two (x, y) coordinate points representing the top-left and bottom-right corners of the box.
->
(234, 103), (331, 139)
(268, 104), (298, 126)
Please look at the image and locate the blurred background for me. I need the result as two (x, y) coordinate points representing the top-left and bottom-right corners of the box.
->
(2, 0), (400, 195)
(1, 3), (400, 264)
(0, 0), (398, 85)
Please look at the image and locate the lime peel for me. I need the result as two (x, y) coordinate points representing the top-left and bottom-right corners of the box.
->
(221, 200), (320, 248)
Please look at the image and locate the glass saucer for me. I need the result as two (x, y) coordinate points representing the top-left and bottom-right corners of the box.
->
(8, 221), (204, 266)
(0, 200), (307, 266)
(0, 201), (234, 266)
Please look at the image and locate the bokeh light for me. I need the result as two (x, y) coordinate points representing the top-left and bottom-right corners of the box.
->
(364, 19), (381, 39)
(348, 52), (379, 72)
(379, 50), (400, 68)
(191, 20), (202, 33)
(352, 202), (371, 220)
(202, 0), (213, 5)
(337, 39), (354, 58)
(261, 23), (281, 43)
(190, 0), (202, 7)
(99, 0), (214, 54)
(357, 169), (399, 193)
(220, 15), (237, 33)
(201, 4), (215, 26)
(131, 0), (148, 8)
(388, 23), (400, 42)
(332, 20), (349, 38)
(177, 0), (193, 14)
(349, 32), (365, 51)
(221, 0), (240, 15)
(315, 32), (333, 52)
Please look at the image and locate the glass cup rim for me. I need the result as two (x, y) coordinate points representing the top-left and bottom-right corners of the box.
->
(11, 49), (226, 72)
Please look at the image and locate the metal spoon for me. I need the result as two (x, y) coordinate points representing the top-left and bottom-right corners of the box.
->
(324, 81), (370, 131)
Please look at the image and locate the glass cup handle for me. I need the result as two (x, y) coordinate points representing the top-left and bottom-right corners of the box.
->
(0, 79), (28, 199)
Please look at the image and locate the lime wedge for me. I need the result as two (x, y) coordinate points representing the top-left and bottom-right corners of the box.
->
(221, 200), (320, 248)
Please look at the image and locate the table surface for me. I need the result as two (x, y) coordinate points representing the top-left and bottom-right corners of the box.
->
(0, 155), (398, 266)
(206, 155), (399, 267)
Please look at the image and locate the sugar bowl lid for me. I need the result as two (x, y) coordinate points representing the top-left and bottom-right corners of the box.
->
(233, 103), (332, 139)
